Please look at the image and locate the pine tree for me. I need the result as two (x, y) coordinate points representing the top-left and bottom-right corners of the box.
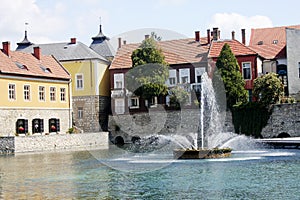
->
(213, 43), (248, 109)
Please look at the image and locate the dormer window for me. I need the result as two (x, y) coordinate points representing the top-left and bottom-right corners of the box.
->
(257, 41), (263, 45)
(15, 62), (28, 70)
(40, 65), (51, 73)
(273, 40), (278, 44)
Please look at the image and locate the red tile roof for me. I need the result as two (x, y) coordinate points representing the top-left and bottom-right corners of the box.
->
(0, 50), (70, 80)
(110, 37), (209, 70)
(249, 25), (300, 59)
(248, 43), (286, 59)
(249, 25), (300, 46)
(208, 39), (257, 58)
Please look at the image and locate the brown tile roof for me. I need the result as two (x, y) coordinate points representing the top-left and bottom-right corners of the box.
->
(248, 43), (286, 59)
(110, 37), (209, 70)
(249, 25), (300, 46)
(0, 50), (70, 80)
(208, 39), (257, 58)
(249, 25), (300, 59)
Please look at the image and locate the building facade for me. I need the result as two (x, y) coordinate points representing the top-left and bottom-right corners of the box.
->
(0, 42), (71, 136)
(16, 27), (114, 132)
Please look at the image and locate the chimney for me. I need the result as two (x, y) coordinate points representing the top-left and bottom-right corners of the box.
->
(2, 41), (10, 56)
(232, 31), (235, 40)
(195, 31), (200, 42)
(145, 34), (150, 39)
(118, 37), (122, 49)
(241, 29), (246, 45)
(33, 46), (41, 60)
(212, 28), (219, 41)
(123, 40), (127, 45)
(207, 29), (211, 44)
(70, 38), (76, 44)
(218, 30), (221, 39)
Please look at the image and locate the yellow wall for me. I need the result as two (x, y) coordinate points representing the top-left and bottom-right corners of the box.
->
(62, 60), (110, 97)
(0, 77), (70, 109)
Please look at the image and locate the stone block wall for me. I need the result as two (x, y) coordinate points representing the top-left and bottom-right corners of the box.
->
(0, 108), (71, 136)
(0, 137), (14, 154)
(73, 95), (110, 132)
(262, 103), (300, 138)
(108, 109), (234, 143)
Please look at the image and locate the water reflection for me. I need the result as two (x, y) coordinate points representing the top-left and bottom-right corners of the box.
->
(0, 148), (300, 199)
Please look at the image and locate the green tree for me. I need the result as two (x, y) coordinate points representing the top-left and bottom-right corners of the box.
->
(213, 43), (248, 109)
(126, 37), (169, 101)
(169, 86), (190, 108)
(253, 72), (284, 106)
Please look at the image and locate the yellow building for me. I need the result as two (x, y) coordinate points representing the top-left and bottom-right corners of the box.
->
(0, 42), (71, 136)
(16, 25), (114, 132)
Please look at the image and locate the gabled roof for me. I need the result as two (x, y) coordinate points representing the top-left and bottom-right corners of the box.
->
(248, 43), (286, 59)
(0, 49), (70, 80)
(249, 25), (300, 46)
(90, 25), (116, 59)
(110, 37), (209, 70)
(208, 39), (257, 58)
(17, 40), (108, 62)
(249, 25), (300, 59)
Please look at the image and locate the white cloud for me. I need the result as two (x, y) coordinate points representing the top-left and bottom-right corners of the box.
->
(208, 13), (273, 44)
(0, 0), (67, 48)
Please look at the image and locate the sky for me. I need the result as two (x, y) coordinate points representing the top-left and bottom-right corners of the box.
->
(1, 0), (300, 50)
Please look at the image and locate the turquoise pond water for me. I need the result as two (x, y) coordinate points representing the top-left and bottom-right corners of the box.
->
(1, 147), (300, 199)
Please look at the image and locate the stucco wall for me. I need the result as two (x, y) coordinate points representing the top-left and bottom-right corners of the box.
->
(0, 132), (108, 154)
(286, 28), (300, 100)
(261, 103), (300, 138)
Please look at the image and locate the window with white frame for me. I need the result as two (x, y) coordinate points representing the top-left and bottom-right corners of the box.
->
(60, 88), (66, 102)
(115, 98), (125, 114)
(76, 74), (84, 90)
(24, 85), (30, 101)
(179, 68), (190, 84)
(114, 73), (124, 89)
(8, 84), (16, 100)
(78, 107), (83, 119)
(168, 69), (177, 86)
(129, 97), (139, 108)
(39, 86), (45, 101)
(149, 96), (158, 107)
(242, 62), (251, 80)
(50, 87), (56, 101)
(195, 68), (205, 83)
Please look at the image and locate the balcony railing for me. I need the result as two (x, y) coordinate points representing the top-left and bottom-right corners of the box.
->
(111, 88), (125, 98)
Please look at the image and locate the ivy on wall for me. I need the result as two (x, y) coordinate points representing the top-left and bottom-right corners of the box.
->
(232, 102), (271, 138)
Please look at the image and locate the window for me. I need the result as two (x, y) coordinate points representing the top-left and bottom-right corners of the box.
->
(39, 86), (45, 101)
(115, 98), (125, 114)
(32, 118), (44, 134)
(8, 84), (16, 100)
(50, 87), (56, 101)
(179, 68), (190, 84)
(24, 85), (30, 101)
(78, 107), (83, 119)
(168, 69), (177, 86)
(114, 73), (124, 89)
(60, 88), (66, 101)
(169, 77), (176, 85)
(115, 81), (123, 89)
(196, 75), (202, 83)
(242, 62), (251, 80)
(49, 118), (60, 132)
(129, 97), (139, 108)
(76, 74), (84, 90)
(181, 76), (189, 83)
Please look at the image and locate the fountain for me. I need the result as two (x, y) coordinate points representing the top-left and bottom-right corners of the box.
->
(173, 72), (232, 159)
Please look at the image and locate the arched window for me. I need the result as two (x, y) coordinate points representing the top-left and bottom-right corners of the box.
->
(49, 118), (60, 132)
(16, 119), (28, 134)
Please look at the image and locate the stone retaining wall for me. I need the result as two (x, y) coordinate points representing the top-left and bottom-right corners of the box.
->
(0, 132), (108, 154)
(262, 103), (300, 138)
